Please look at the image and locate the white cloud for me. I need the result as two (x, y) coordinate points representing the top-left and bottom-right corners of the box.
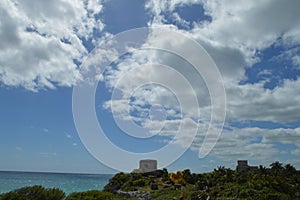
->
(77, 0), (300, 165)
(292, 149), (300, 156)
(271, 46), (300, 69)
(292, 55), (300, 67)
(146, 0), (300, 71)
(261, 127), (300, 147)
(142, 0), (300, 125)
(101, 40), (210, 134)
(190, 126), (300, 167)
(99, 42), (300, 164)
(227, 79), (300, 123)
(0, 0), (105, 91)
(147, 2), (300, 118)
(194, 0), (300, 56)
(145, 0), (202, 24)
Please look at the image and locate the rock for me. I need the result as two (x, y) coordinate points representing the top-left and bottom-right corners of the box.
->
(150, 182), (158, 190)
(117, 190), (153, 200)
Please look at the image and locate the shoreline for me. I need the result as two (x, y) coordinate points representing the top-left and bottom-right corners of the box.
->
(0, 170), (115, 176)
(0, 171), (112, 195)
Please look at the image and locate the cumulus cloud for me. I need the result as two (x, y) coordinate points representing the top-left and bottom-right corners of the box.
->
(227, 79), (300, 123)
(0, 0), (105, 91)
(145, 0), (202, 24)
(198, 0), (300, 48)
(190, 126), (300, 167)
(5, 0), (298, 165)
(292, 149), (300, 156)
(96, 27), (229, 158)
(101, 53), (200, 138)
(89, 0), (300, 163)
(147, 0), (300, 84)
(143, 0), (300, 124)
(96, 23), (298, 163)
(146, 0), (300, 57)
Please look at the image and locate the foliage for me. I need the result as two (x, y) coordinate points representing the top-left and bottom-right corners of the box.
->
(103, 162), (299, 199)
(103, 172), (150, 192)
(65, 190), (130, 200)
(103, 172), (132, 192)
(161, 168), (169, 182)
(190, 190), (208, 200)
(0, 185), (65, 200)
(150, 187), (184, 200)
(66, 190), (111, 200)
(1, 162), (300, 200)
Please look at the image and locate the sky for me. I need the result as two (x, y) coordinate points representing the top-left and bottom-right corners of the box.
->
(1, 0), (300, 174)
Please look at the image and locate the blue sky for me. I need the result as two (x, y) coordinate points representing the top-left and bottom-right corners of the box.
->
(1, 0), (300, 174)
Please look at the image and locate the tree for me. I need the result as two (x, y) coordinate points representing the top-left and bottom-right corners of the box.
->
(285, 164), (296, 174)
(270, 161), (283, 177)
(183, 169), (196, 184)
(258, 165), (268, 176)
(162, 168), (169, 182)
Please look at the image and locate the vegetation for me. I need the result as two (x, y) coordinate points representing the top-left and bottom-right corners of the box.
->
(1, 162), (300, 199)
(0, 186), (131, 200)
(65, 190), (130, 200)
(0, 185), (65, 200)
(104, 162), (300, 199)
(103, 172), (151, 192)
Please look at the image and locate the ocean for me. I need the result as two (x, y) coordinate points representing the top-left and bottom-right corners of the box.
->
(0, 171), (113, 195)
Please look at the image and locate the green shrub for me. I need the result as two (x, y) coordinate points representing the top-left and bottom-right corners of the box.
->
(190, 190), (208, 200)
(103, 172), (131, 193)
(66, 190), (113, 200)
(0, 185), (65, 200)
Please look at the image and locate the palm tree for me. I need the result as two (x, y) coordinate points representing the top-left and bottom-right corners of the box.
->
(270, 161), (283, 177)
(285, 164), (296, 172)
(214, 166), (226, 175)
(259, 165), (267, 176)
(224, 168), (235, 182)
(284, 164), (296, 177)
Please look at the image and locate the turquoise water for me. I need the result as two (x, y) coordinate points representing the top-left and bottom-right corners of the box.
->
(0, 171), (113, 195)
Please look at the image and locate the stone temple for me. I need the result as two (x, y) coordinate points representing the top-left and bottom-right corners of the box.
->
(236, 160), (258, 171)
(133, 159), (157, 173)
